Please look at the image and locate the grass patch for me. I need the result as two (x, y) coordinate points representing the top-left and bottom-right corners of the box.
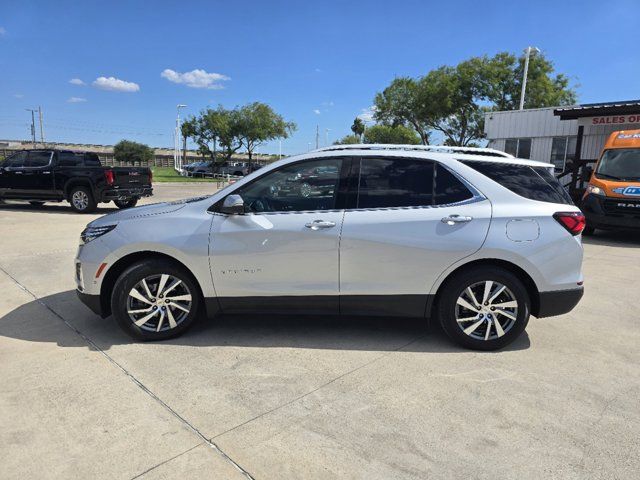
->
(151, 167), (220, 183)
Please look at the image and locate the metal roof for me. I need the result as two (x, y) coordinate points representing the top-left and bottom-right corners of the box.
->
(554, 100), (640, 119)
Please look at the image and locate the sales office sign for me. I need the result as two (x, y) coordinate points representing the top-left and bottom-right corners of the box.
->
(578, 114), (640, 127)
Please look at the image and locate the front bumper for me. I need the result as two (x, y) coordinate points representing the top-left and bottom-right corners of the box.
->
(76, 289), (105, 317)
(537, 287), (584, 318)
(101, 186), (153, 201)
(582, 193), (640, 230)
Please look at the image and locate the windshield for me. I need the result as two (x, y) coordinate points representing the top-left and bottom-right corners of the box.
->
(596, 149), (640, 181)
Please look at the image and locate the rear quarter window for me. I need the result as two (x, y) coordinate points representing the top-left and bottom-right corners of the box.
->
(462, 160), (574, 205)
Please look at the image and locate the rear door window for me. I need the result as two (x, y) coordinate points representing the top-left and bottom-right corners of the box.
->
(57, 151), (85, 167)
(355, 157), (473, 208)
(463, 160), (574, 205)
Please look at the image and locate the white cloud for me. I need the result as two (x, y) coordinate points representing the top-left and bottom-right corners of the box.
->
(161, 68), (230, 89)
(92, 76), (140, 92)
(13, 93), (24, 99)
(357, 105), (377, 123)
(69, 78), (86, 86)
(314, 68), (322, 73)
(0, 27), (6, 36)
(313, 109), (321, 115)
(67, 97), (87, 103)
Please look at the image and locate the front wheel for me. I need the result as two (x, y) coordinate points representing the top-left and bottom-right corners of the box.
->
(114, 197), (139, 209)
(111, 259), (201, 341)
(437, 267), (530, 351)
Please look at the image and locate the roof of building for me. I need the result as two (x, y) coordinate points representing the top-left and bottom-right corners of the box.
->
(554, 100), (640, 119)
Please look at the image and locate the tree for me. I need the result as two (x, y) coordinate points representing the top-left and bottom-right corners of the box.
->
(237, 102), (296, 161)
(363, 125), (421, 145)
(334, 134), (360, 145)
(181, 106), (243, 163)
(373, 51), (576, 147)
(350, 117), (365, 141)
(373, 77), (431, 144)
(113, 140), (153, 165)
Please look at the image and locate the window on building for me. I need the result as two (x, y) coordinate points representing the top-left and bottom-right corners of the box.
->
(504, 138), (532, 159)
(550, 136), (577, 172)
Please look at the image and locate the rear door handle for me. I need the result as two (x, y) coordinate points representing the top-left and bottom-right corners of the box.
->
(441, 215), (473, 225)
(305, 220), (336, 230)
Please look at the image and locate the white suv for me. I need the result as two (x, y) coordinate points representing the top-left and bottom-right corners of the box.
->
(75, 145), (585, 350)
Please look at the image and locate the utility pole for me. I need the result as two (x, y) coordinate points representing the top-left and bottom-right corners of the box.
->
(519, 46), (540, 110)
(315, 125), (319, 149)
(25, 109), (37, 146)
(325, 128), (331, 146)
(38, 106), (45, 146)
(279, 139), (282, 159)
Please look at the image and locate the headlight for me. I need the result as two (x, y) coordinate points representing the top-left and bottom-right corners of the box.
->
(586, 184), (605, 196)
(80, 224), (116, 245)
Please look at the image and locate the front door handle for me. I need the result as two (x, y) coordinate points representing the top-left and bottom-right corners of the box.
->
(441, 214), (473, 225)
(305, 220), (336, 230)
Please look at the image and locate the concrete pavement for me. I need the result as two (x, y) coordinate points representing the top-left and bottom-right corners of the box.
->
(1, 184), (639, 479)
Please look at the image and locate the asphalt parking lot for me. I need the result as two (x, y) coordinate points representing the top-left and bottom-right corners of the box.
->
(1, 183), (639, 479)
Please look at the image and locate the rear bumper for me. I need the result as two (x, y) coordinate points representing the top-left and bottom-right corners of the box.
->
(537, 287), (583, 318)
(582, 194), (640, 230)
(101, 186), (153, 201)
(76, 289), (105, 317)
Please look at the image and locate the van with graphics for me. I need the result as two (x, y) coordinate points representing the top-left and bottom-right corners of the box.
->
(582, 130), (640, 234)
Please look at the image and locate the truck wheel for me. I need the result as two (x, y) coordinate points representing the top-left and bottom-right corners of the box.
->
(582, 225), (595, 236)
(69, 186), (97, 213)
(437, 267), (530, 351)
(114, 197), (139, 209)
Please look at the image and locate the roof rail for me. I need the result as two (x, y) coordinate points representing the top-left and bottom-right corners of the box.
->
(314, 143), (513, 158)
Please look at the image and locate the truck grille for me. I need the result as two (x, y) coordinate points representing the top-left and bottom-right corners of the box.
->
(603, 198), (640, 217)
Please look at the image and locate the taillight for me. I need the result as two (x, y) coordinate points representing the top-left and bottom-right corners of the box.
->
(104, 170), (115, 185)
(553, 212), (586, 236)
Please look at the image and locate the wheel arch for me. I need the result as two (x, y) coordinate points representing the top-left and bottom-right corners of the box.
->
(429, 258), (541, 318)
(99, 251), (209, 318)
(64, 178), (93, 199)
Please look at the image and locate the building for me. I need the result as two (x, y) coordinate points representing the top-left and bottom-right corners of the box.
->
(484, 100), (640, 171)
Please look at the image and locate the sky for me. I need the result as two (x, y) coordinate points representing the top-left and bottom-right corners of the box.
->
(1, 0), (639, 155)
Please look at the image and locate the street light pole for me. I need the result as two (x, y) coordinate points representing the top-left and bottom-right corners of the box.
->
(519, 46), (540, 110)
(175, 104), (187, 172)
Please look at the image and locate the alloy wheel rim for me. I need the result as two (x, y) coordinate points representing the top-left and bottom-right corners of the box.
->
(300, 183), (312, 197)
(126, 274), (192, 332)
(455, 281), (518, 341)
(72, 191), (89, 210)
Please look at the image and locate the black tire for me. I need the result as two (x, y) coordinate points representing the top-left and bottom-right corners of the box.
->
(111, 259), (201, 341)
(68, 186), (97, 213)
(29, 201), (45, 207)
(582, 225), (596, 236)
(437, 267), (530, 351)
(114, 197), (139, 209)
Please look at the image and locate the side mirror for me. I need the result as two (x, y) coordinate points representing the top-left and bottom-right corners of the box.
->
(220, 194), (245, 215)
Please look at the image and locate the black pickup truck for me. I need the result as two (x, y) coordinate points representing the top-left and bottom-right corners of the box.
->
(0, 149), (153, 213)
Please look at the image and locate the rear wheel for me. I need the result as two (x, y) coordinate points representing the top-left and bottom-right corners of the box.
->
(438, 267), (530, 351)
(69, 186), (97, 213)
(111, 259), (201, 340)
(114, 197), (139, 209)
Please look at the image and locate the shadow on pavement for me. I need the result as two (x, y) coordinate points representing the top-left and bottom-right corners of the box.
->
(582, 229), (640, 248)
(0, 201), (118, 215)
(0, 290), (530, 353)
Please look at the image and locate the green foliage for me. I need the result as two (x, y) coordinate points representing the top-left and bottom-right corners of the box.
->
(350, 117), (365, 140)
(334, 134), (361, 145)
(363, 125), (420, 145)
(237, 102), (296, 160)
(182, 103), (295, 162)
(373, 51), (577, 146)
(113, 140), (154, 165)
